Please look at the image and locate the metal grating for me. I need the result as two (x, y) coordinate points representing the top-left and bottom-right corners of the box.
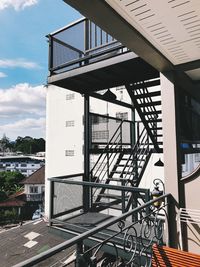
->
(106, 0), (200, 66)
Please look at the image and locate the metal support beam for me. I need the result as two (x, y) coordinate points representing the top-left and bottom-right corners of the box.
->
(49, 180), (54, 226)
(83, 95), (91, 212)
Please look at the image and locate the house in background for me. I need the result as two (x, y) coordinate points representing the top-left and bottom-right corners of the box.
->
(0, 155), (44, 177)
(0, 166), (45, 223)
(20, 166), (45, 204)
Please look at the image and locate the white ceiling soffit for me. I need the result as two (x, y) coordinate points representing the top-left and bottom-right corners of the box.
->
(105, 0), (200, 66)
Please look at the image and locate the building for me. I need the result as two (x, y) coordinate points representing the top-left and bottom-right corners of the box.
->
(0, 155), (44, 177)
(20, 166), (45, 203)
(15, 1), (200, 266)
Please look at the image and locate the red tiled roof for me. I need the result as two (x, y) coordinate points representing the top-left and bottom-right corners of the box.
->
(0, 198), (25, 207)
(9, 190), (24, 198)
(20, 166), (45, 185)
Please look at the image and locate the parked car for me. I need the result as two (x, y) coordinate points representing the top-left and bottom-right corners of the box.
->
(32, 209), (44, 220)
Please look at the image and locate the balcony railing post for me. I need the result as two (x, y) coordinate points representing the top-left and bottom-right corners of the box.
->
(49, 180), (54, 226)
(48, 35), (53, 75)
(84, 19), (89, 64)
(76, 241), (87, 267)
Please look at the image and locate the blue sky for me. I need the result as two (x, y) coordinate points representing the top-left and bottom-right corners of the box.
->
(0, 0), (81, 140)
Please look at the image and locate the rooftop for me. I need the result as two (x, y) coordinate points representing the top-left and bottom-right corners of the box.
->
(20, 166), (45, 185)
(0, 220), (74, 267)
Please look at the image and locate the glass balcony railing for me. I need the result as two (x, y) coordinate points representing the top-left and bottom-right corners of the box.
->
(48, 18), (128, 75)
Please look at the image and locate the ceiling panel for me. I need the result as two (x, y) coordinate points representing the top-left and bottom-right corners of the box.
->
(106, 0), (200, 66)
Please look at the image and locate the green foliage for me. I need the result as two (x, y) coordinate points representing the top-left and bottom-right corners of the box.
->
(0, 134), (14, 152)
(0, 135), (45, 154)
(14, 136), (45, 154)
(0, 171), (25, 196)
(0, 191), (8, 201)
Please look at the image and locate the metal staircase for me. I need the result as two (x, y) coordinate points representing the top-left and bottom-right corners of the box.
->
(126, 79), (163, 153)
(91, 127), (152, 212)
(91, 80), (163, 212)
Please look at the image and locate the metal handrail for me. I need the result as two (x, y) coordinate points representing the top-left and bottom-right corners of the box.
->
(13, 193), (171, 267)
(121, 127), (147, 181)
(91, 119), (124, 177)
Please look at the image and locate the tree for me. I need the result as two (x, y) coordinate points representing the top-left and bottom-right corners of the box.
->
(0, 171), (25, 196)
(14, 136), (45, 154)
(0, 134), (12, 154)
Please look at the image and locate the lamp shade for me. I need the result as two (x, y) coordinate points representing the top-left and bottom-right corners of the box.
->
(154, 158), (164, 167)
(103, 89), (116, 101)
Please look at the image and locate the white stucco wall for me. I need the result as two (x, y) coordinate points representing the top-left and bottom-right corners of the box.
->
(45, 85), (83, 217)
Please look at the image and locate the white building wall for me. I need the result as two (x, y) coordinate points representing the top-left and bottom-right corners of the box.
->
(25, 184), (44, 195)
(45, 85), (83, 216)
(45, 84), (164, 217)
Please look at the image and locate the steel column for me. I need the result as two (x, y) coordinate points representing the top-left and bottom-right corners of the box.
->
(83, 94), (91, 212)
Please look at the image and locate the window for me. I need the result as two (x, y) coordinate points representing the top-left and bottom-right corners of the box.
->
(5, 163), (10, 167)
(21, 163), (27, 167)
(66, 120), (75, 127)
(66, 93), (75, 100)
(91, 114), (109, 125)
(99, 115), (109, 124)
(29, 186), (38, 194)
(65, 150), (75, 156)
(116, 112), (128, 121)
(92, 130), (109, 140)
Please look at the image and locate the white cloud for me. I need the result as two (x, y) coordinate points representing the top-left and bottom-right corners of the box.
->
(0, 83), (46, 139)
(0, 83), (46, 117)
(0, 59), (40, 69)
(0, 72), (7, 78)
(0, 0), (38, 11)
(0, 117), (45, 140)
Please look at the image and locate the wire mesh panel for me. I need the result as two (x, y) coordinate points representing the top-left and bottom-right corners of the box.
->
(53, 177), (83, 218)
(90, 113), (132, 145)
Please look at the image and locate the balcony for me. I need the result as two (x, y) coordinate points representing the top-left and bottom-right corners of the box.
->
(26, 193), (43, 202)
(47, 18), (159, 93)
(14, 175), (173, 267)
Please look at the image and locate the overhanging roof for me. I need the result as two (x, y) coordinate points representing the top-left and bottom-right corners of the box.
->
(64, 0), (200, 99)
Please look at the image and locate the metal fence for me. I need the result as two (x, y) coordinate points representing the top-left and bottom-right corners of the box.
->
(13, 193), (172, 267)
(48, 18), (126, 74)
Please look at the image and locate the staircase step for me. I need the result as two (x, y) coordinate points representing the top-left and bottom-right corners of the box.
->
(134, 90), (161, 98)
(93, 200), (120, 208)
(138, 101), (161, 108)
(143, 110), (162, 115)
(155, 134), (163, 137)
(115, 164), (132, 167)
(148, 118), (162, 123)
(98, 193), (127, 200)
(132, 79), (160, 90)
(151, 126), (162, 130)
(98, 193), (121, 199)
(110, 204), (122, 210)
(111, 170), (134, 174)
